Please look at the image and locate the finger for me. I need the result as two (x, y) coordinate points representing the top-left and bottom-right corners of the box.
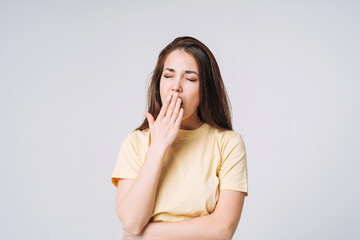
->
(158, 94), (172, 119)
(170, 97), (182, 123)
(174, 107), (184, 129)
(165, 92), (178, 119)
(143, 112), (154, 129)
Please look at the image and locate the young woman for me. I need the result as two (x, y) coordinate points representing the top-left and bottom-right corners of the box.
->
(111, 36), (248, 240)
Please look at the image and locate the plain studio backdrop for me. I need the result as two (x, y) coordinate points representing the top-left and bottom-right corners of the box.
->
(0, 0), (359, 239)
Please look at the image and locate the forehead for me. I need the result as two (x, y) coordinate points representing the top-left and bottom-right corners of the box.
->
(163, 50), (199, 72)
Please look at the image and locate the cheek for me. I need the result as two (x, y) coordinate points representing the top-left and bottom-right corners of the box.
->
(188, 90), (200, 108)
(192, 88), (200, 104)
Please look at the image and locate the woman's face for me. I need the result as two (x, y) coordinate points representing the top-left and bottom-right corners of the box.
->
(159, 49), (201, 128)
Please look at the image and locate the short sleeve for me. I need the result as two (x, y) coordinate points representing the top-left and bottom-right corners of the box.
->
(218, 132), (248, 196)
(111, 133), (142, 188)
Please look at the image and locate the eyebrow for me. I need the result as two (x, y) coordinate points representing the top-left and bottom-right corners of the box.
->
(164, 68), (199, 76)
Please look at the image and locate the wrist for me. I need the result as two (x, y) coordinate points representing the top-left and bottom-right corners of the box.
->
(147, 145), (167, 162)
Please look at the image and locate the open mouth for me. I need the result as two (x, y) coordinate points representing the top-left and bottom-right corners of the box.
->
(179, 98), (183, 107)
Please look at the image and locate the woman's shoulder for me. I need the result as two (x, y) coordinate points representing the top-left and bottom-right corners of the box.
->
(129, 127), (150, 138)
(128, 128), (149, 141)
(209, 126), (246, 156)
(125, 127), (150, 147)
(207, 125), (245, 154)
(210, 125), (244, 143)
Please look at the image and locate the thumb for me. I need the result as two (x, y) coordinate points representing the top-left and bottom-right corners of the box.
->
(143, 112), (154, 129)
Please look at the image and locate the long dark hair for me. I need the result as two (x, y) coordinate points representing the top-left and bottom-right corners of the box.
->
(135, 36), (232, 131)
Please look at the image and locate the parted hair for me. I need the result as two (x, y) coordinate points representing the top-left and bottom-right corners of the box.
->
(135, 36), (233, 131)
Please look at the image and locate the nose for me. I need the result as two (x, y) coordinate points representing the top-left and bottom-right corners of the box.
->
(171, 77), (183, 93)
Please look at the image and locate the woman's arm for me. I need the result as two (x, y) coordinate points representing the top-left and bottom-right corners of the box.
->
(116, 93), (183, 235)
(124, 190), (246, 240)
(143, 213), (229, 240)
(116, 146), (166, 235)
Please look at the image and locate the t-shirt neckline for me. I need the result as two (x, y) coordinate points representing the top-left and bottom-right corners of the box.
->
(177, 122), (208, 138)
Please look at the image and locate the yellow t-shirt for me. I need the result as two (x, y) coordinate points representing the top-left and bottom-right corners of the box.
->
(111, 123), (248, 222)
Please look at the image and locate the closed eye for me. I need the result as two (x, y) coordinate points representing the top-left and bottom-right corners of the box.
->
(163, 75), (197, 82)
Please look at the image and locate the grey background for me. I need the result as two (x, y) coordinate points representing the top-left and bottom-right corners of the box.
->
(1, 0), (359, 239)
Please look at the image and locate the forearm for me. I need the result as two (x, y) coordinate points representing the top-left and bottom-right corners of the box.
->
(117, 146), (165, 234)
(140, 213), (231, 240)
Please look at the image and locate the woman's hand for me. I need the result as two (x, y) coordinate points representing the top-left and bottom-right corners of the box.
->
(143, 92), (183, 153)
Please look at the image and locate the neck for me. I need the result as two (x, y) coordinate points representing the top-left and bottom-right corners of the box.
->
(180, 117), (203, 130)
